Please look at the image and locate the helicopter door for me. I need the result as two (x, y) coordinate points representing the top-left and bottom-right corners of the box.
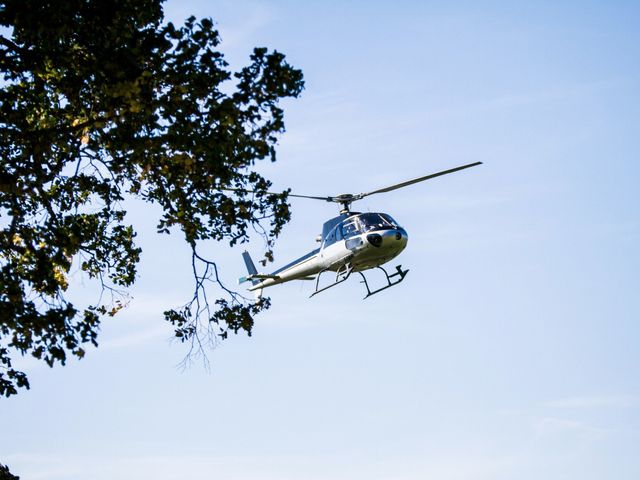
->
(321, 227), (337, 250)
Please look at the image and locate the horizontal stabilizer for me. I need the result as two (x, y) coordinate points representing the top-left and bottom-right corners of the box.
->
(238, 273), (280, 285)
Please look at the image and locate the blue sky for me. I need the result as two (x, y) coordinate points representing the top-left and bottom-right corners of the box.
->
(2, 1), (640, 479)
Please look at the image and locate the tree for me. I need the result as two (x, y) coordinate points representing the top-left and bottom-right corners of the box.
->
(0, 0), (304, 396)
(0, 463), (19, 480)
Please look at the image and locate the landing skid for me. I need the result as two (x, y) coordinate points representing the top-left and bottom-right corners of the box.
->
(309, 264), (409, 299)
(358, 265), (409, 299)
(309, 264), (353, 298)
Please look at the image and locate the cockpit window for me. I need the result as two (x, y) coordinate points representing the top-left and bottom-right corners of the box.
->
(356, 213), (398, 232)
(339, 213), (399, 238)
(341, 219), (359, 238)
(379, 213), (399, 226)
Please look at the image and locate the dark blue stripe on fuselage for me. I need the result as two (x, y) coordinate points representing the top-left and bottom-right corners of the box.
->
(271, 248), (321, 276)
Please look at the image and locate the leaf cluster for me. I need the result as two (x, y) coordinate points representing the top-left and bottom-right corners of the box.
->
(0, 463), (19, 480)
(0, 0), (304, 396)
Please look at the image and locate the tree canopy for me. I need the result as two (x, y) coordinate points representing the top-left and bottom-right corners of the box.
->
(0, 0), (304, 396)
(0, 463), (19, 480)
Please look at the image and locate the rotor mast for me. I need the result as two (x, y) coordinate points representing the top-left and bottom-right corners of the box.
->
(334, 194), (355, 214)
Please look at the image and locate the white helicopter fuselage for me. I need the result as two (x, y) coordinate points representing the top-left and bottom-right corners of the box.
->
(237, 161), (481, 299)
(241, 212), (408, 294)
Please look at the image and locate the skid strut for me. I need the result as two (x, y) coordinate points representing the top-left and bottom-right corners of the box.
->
(358, 265), (409, 299)
(310, 263), (354, 298)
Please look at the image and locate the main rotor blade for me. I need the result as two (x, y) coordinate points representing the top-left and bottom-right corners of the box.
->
(357, 161), (483, 199)
(220, 161), (482, 207)
(220, 187), (332, 202)
(288, 193), (334, 202)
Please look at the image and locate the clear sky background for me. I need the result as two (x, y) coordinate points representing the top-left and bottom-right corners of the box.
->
(2, 1), (640, 479)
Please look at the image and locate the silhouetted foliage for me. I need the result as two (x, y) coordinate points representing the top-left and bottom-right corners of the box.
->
(0, 463), (19, 480)
(0, 0), (303, 396)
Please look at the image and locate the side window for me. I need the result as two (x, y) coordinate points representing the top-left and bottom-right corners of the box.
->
(324, 228), (337, 247)
(335, 227), (343, 241)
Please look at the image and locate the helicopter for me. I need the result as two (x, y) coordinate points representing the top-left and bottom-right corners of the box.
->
(238, 162), (482, 299)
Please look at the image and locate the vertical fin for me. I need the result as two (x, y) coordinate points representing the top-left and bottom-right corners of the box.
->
(241, 251), (260, 286)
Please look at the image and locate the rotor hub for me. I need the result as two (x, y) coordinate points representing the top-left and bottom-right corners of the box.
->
(333, 194), (356, 214)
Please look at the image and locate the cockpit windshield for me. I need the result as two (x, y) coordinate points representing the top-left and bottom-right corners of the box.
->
(340, 213), (399, 238)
